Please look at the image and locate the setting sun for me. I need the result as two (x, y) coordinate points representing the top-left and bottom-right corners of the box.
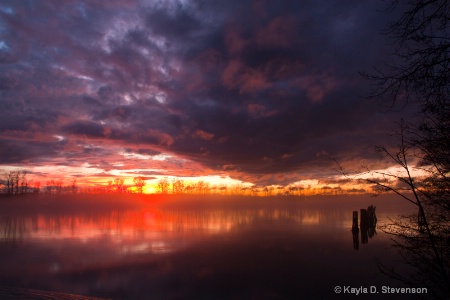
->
(1, 0), (448, 299)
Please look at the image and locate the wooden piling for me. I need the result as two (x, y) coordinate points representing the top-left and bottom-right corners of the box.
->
(418, 208), (425, 233)
(352, 211), (358, 229)
(360, 209), (369, 244)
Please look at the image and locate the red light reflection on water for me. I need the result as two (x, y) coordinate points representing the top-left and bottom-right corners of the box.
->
(0, 208), (351, 248)
(0, 195), (415, 299)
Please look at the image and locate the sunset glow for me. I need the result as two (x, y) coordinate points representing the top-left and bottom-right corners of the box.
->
(0, 1), (446, 298)
(0, 1), (415, 195)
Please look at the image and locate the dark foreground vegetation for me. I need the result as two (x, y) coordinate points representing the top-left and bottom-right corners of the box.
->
(357, 0), (450, 298)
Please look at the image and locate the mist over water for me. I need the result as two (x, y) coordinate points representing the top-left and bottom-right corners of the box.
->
(0, 194), (417, 299)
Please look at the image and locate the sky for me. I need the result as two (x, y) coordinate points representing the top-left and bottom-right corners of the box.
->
(0, 0), (417, 190)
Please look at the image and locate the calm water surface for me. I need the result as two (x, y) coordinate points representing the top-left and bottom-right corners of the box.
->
(0, 194), (418, 299)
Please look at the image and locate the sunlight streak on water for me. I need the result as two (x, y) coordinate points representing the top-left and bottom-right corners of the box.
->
(0, 195), (416, 299)
(0, 208), (355, 248)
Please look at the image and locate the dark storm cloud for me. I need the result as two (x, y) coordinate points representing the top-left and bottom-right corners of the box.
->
(0, 139), (62, 164)
(145, 7), (202, 39)
(62, 121), (105, 138)
(0, 0), (407, 184)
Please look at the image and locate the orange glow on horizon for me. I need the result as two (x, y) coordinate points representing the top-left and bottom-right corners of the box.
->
(1, 161), (426, 196)
(0, 169), (380, 196)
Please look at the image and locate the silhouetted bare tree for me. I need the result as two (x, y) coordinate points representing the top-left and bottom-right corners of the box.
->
(113, 178), (125, 193)
(194, 181), (209, 194)
(172, 179), (185, 194)
(362, 0), (449, 297)
(4, 171), (13, 195)
(360, 124), (449, 298)
(157, 178), (169, 194)
(133, 176), (146, 194)
(2, 170), (28, 195)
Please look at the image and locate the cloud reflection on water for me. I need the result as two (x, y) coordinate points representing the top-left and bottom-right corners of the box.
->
(1, 207), (350, 247)
(0, 194), (415, 299)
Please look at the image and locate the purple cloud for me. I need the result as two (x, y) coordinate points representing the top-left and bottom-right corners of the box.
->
(0, 0), (411, 185)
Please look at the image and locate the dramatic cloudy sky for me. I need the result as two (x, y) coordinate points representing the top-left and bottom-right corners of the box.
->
(0, 0), (415, 187)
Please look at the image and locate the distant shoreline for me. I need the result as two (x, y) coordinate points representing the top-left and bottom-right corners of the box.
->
(0, 193), (415, 214)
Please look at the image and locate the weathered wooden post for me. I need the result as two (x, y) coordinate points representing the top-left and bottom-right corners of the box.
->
(367, 205), (377, 227)
(352, 211), (359, 250)
(360, 209), (369, 244)
(418, 208), (425, 233)
(352, 211), (358, 230)
(367, 205), (377, 238)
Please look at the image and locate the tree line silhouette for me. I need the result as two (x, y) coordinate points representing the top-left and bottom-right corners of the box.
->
(1, 170), (372, 196)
